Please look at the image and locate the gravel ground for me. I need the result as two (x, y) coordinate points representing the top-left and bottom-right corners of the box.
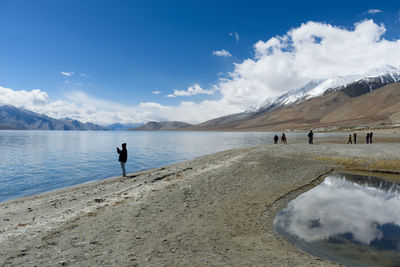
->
(1, 141), (399, 266)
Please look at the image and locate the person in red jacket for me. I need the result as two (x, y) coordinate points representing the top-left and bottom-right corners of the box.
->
(117, 143), (128, 177)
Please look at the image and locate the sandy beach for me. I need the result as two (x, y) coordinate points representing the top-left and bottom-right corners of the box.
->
(1, 136), (400, 266)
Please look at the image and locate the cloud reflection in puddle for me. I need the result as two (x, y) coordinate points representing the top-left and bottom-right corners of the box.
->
(274, 173), (400, 265)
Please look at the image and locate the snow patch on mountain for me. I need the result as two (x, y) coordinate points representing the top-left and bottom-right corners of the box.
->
(245, 97), (276, 113)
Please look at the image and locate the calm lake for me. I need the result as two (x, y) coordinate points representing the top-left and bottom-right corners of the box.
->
(1, 130), (314, 202)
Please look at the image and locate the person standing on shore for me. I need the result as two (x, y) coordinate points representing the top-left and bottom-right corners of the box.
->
(366, 133), (370, 144)
(273, 134), (279, 144)
(281, 133), (287, 144)
(308, 130), (314, 144)
(370, 132), (373, 143)
(117, 143), (128, 177)
(347, 134), (352, 144)
(353, 132), (357, 144)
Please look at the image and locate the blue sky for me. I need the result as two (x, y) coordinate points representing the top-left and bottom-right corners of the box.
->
(1, 0), (400, 124)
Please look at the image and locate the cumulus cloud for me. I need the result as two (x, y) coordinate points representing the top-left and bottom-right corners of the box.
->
(79, 73), (88, 77)
(60, 71), (74, 76)
(367, 9), (383, 14)
(213, 49), (232, 57)
(167, 84), (214, 97)
(0, 86), (49, 107)
(152, 90), (161, 95)
(229, 31), (240, 42)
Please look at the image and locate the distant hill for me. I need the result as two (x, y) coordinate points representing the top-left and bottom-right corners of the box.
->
(0, 105), (107, 130)
(187, 112), (253, 131)
(106, 123), (143, 131)
(130, 121), (192, 131)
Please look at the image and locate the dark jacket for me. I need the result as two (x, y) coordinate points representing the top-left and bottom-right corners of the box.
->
(117, 147), (127, 163)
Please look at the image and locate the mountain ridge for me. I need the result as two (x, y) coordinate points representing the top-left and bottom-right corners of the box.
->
(0, 105), (107, 130)
(130, 121), (193, 131)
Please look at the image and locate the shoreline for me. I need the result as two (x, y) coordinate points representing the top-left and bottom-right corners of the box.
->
(2, 131), (399, 204)
(1, 142), (400, 266)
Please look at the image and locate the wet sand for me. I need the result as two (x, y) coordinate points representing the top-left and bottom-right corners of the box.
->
(1, 138), (400, 266)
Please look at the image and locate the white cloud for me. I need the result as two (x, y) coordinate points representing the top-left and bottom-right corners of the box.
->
(60, 71), (74, 76)
(229, 31), (240, 42)
(47, 92), (173, 125)
(212, 49), (232, 57)
(152, 90), (161, 95)
(79, 73), (89, 77)
(168, 84), (214, 97)
(138, 102), (169, 109)
(0, 86), (49, 107)
(367, 9), (383, 14)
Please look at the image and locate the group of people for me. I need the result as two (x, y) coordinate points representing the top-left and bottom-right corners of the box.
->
(274, 131), (313, 145)
(272, 129), (375, 146)
(347, 132), (373, 144)
(273, 133), (287, 144)
(347, 132), (356, 144)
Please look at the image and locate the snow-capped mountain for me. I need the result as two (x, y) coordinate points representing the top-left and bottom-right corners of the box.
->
(248, 65), (400, 113)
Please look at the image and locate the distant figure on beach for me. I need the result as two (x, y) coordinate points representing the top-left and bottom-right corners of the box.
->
(347, 134), (352, 144)
(274, 134), (279, 144)
(281, 133), (287, 144)
(308, 130), (314, 144)
(353, 132), (357, 144)
(370, 132), (373, 143)
(366, 133), (370, 144)
(117, 143), (128, 177)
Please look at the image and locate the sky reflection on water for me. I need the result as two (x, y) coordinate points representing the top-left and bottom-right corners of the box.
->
(274, 173), (400, 266)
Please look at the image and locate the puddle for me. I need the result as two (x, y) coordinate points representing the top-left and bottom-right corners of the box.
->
(273, 173), (400, 267)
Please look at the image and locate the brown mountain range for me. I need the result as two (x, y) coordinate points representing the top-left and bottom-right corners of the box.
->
(187, 82), (400, 131)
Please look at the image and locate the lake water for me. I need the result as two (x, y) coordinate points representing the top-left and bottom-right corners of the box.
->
(274, 173), (400, 267)
(1, 130), (316, 202)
